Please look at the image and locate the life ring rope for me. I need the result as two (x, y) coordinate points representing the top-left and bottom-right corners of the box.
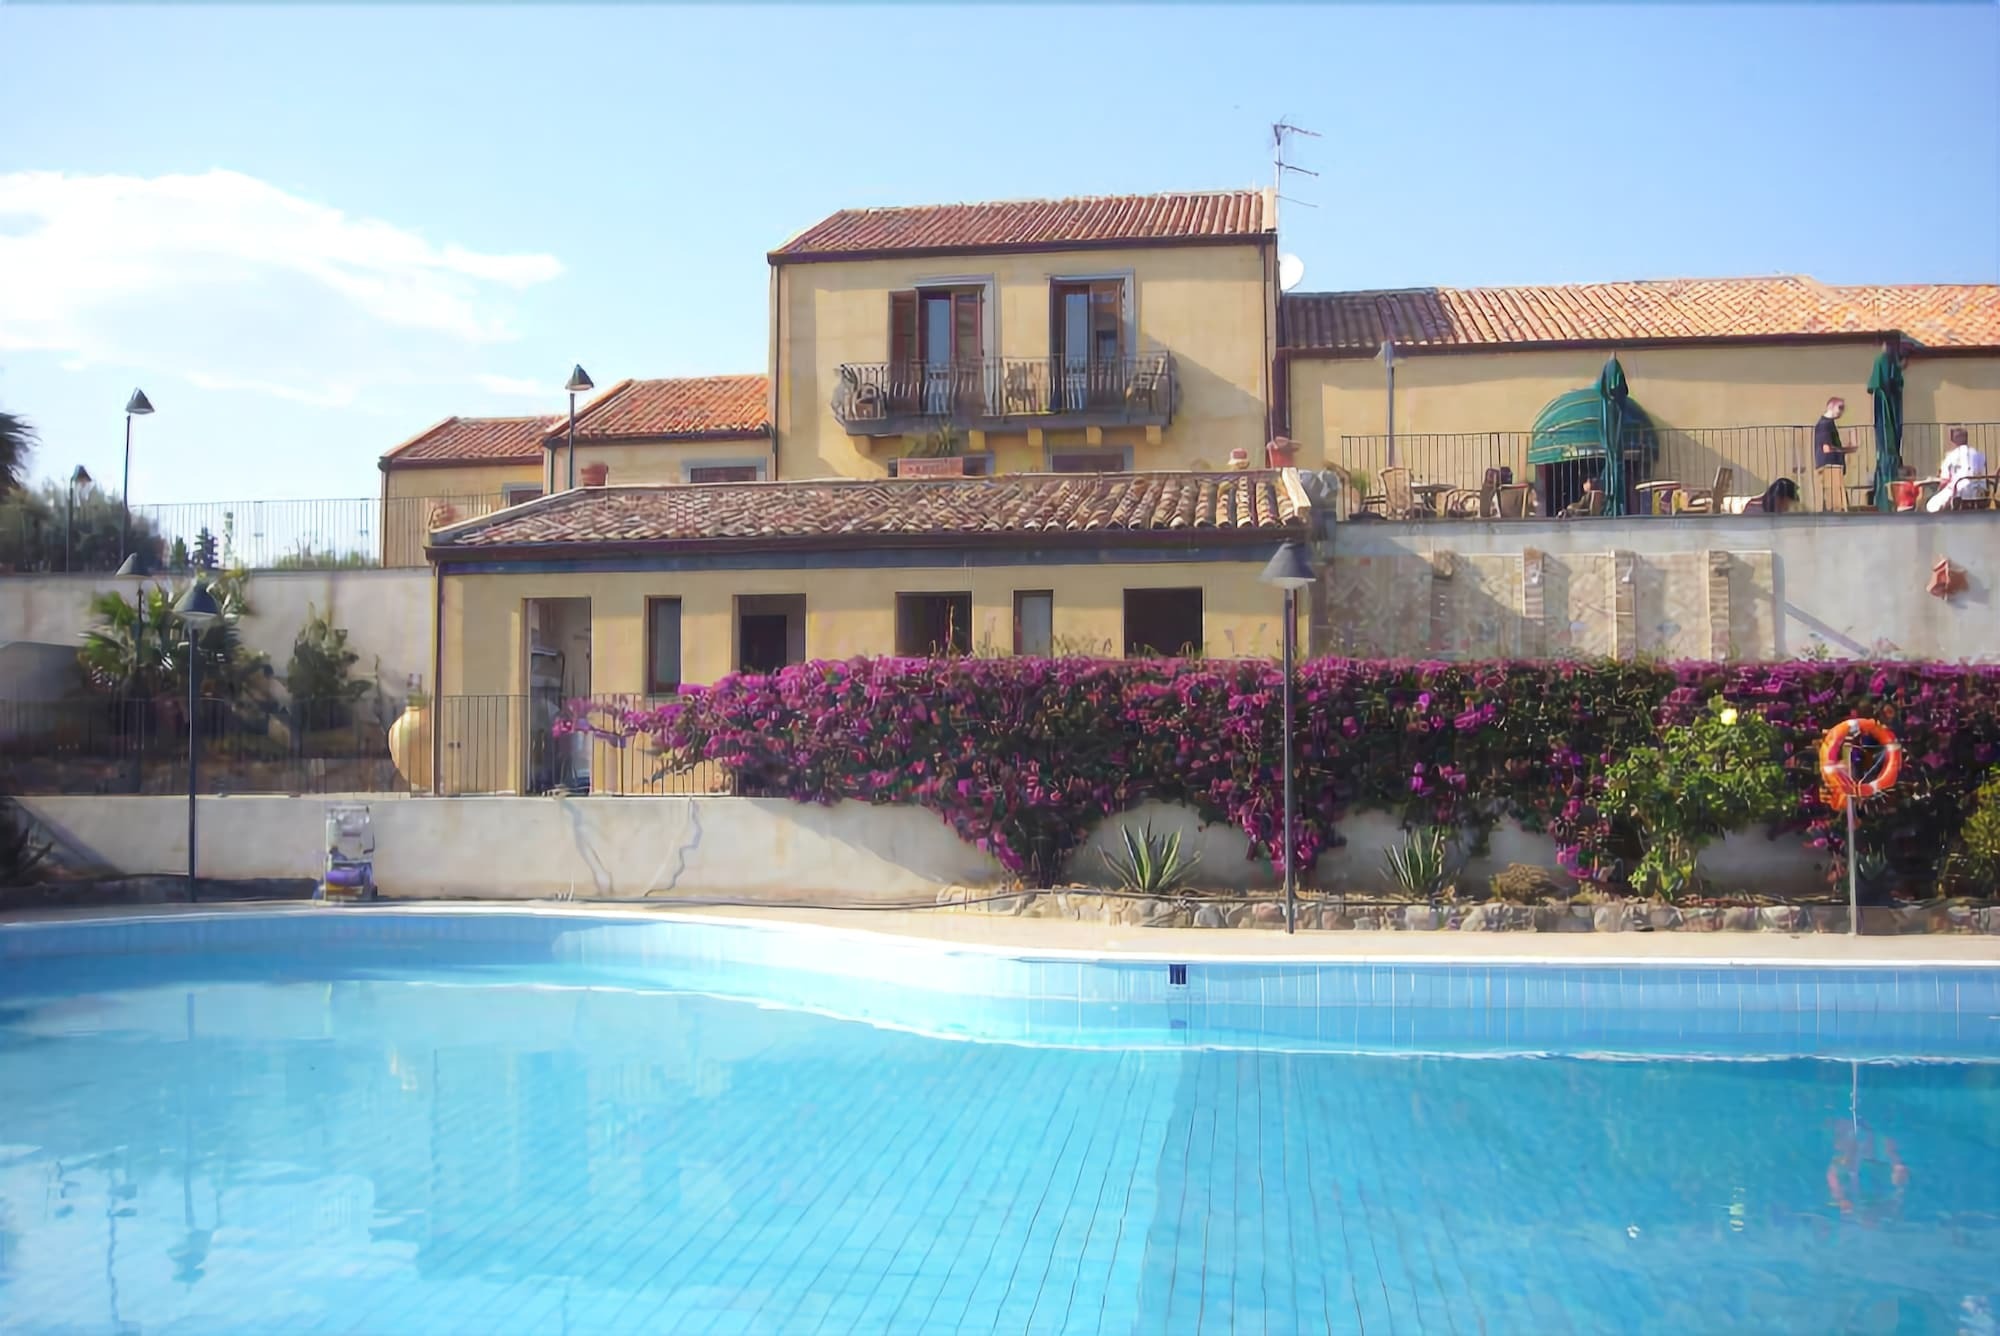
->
(1819, 718), (1902, 804)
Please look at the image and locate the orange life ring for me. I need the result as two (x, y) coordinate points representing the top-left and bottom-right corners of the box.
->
(1819, 718), (1901, 803)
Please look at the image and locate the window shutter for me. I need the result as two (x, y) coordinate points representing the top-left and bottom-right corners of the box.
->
(888, 290), (919, 413)
(953, 290), (982, 363)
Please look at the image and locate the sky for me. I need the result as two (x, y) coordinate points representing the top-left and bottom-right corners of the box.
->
(1, 3), (1996, 506)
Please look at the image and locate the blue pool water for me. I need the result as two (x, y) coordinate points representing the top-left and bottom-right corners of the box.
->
(1, 913), (1997, 1334)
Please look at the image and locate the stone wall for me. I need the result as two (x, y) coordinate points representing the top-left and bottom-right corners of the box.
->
(1316, 511), (2000, 662)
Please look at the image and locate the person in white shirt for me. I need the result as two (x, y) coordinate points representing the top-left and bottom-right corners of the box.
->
(1927, 427), (1990, 512)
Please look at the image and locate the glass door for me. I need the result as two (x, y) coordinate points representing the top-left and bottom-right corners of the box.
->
(1052, 281), (1123, 412)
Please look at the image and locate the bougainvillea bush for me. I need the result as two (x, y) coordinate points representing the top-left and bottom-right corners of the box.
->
(559, 657), (2000, 892)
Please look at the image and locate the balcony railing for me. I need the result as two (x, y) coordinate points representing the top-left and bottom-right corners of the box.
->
(832, 354), (1177, 435)
(1331, 422), (1999, 519)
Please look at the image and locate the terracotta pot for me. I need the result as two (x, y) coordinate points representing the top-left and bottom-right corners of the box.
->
(1265, 437), (1299, 469)
(580, 462), (610, 487)
(387, 702), (433, 791)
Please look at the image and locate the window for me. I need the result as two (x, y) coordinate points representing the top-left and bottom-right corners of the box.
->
(1051, 279), (1125, 410)
(736, 594), (805, 674)
(645, 598), (682, 695)
(501, 483), (543, 507)
(1124, 588), (1203, 658)
(896, 592), (972, 657)
(1013, 592), (1052, 657)
(687, 464), (762, 484)
(1050, 449), (1131, 475)
(890, 286), (984, 414)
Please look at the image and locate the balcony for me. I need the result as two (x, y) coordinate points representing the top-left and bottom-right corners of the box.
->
(832, 354), (1177, 437)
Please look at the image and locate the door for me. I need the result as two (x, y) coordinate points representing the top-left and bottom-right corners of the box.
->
(1051, 281), (1123, 411)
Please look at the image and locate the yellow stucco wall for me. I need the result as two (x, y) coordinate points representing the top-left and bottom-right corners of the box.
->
(547, 436), (775, 487)
(381, 462), (544, 566)
(1289, 344), (2000, 499)
(441, 559), (1291, 698)
(774, 242), (1272, 480)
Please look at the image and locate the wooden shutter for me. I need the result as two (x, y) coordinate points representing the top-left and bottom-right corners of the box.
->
(888, 290), (919, 413)
(953, 289), (982, 412)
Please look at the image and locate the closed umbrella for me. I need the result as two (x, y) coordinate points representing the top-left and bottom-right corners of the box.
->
(1597, 354), (1630, 516)
(1868, 345), (1904, 512)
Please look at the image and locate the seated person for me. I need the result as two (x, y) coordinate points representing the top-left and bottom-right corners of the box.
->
(1560, 477), (1602, 516)
(1740, 477), (1801, 514)
(1928, 428), (1991, 512)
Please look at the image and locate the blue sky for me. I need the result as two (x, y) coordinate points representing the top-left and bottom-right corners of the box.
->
(2, 3), (1995, 504)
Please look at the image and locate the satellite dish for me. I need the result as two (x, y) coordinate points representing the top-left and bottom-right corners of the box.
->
(1278, 253), (1307, 292)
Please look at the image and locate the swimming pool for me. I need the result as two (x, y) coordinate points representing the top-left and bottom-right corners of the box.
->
(1, 910), (1996, 1334)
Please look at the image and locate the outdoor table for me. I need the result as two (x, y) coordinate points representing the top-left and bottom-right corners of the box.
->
(1410, 482), (1454, 515)
(1846, 483), (1877, 511)
(1635, 481), (1682, 515)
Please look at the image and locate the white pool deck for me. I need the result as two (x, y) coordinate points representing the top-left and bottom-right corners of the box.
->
(3, 898), (1998, 964)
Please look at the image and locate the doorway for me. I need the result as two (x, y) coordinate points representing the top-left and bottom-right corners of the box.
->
(524, 597), (591, 793)
(736, 594), (806, 673)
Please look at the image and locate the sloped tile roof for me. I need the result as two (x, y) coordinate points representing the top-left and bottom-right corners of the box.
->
(558, 374), (770, 443)
(772, 190), (1272, 261)
(1278, 276), (2000, 354)
(1831, 284), (2000, 349)
(433, 471), (1307, 555)
(381, 416), (556, 467)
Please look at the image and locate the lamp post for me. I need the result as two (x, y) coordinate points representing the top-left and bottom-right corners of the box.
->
(121, 389), (154, 564)
(1379, 337), (1397, 468)
(1260, 539), (1316, 934)
(65, 465), (94, 573)
(173, 581), (222, 902)
(564, 365), (594, 491)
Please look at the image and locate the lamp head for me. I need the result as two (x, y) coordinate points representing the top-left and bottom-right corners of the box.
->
(1259, 539), (1316, 592)
(125, 389), (155, 416)
(565, 365), (594, 395)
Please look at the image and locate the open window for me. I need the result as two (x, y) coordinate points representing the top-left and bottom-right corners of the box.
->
(501, 483), (543, 507)
(896, 592), (972, 657)
(889, 287), (984, 415)
(736, 594), (806, 673)
(645, 598), (682, 695)
(1051, 279), (1125, 411)
(1123, 587), (1203, 658)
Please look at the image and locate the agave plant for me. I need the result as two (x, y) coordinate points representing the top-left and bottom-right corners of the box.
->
(1100, 821), (1201, 895)
(1385, 825), (1454, 901)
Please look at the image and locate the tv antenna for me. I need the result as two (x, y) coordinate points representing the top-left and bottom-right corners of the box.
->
(1271, 118), (1320, 220)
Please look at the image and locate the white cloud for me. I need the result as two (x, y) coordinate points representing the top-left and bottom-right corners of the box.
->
(0, 168), (563, 404)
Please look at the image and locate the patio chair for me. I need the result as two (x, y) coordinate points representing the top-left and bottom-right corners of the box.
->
(1497, 482), (1536, 518)
(1948, 474), (1998, 510)
(1679, 466), (1734, 515)
(1445, 468), (1502, 518)
(1358, 467), (1417, 519)
(1002, 363), (1038, 417)
(1124, 356), (1170, 417)
(840, 364), (889, 420)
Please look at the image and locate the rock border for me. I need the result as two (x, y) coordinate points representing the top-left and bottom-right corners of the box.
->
(933, 888), (2000, 935)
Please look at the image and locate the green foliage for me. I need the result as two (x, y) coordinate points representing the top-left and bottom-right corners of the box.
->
(1947, 770), (2000, 889)
(0, 482), (166, 573)
(0, 410), (33, 495)
(271, 542), (374, 570)
(1099, 821), (1201, 894)
(1385, 825), (1453, 900)
(1489, 862), (1568, 904)
(285, 604), (372, 726)
(1601, 698), (1792, 900)
(904, 425), (962, 460)
(0, 796), (51, 885)
(77, 570), (269, 702)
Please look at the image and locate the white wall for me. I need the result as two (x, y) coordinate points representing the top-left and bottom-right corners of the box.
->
(23, 794), (1825, 899)
(1328, 511), (2000, 662)
(0, 569), (434, 699)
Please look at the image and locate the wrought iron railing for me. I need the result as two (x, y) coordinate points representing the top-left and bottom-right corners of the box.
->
(1331, 422), (2000, 519)
(832, 354), (1177, 432)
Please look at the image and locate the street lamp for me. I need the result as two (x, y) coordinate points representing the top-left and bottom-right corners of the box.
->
(173, 580), (222, 903)
(121, 389), (154, 564)
(564, 365), (594, 491)
(66, 465), (94, 573)
(1260, 538), (1316, 934)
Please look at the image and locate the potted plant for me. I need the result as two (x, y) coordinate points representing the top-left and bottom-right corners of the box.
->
(899, 426), (966, 478)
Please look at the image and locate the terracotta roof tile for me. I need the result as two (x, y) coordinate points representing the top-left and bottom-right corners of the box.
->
(381, 416), (555, 467)
(772, 190), (1272, 261)
(559, 374), (770, 443)
(1279, 277), (2000, 354)
(433, 471), (1306, 554)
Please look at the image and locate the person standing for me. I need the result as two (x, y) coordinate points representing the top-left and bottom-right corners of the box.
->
(1814, 396), (1855, 512)
(1927, 427), (1991, 512)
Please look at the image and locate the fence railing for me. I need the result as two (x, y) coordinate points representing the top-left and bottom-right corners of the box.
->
(1332, 422), (1999, 519)
(0, 693), (731, 798)
(832, 354), (1177, 432)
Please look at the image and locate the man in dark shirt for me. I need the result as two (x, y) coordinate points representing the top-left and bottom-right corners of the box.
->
(1814, 396), (1854, 511)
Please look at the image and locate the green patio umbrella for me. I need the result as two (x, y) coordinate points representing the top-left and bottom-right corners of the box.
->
(1597, 354), (1631, 515)
(1868, 345), (1904, 512)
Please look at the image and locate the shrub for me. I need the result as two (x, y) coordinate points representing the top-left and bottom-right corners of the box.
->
(1601, 699), (1792, 901)
(559, 657), (2000, 892)
(1948, 770), (2000, 890)
(1384, 826), (1453, 901)
(285, 605), (372, 726)
(1099, 821), (1201, 894)
(1490, 863), (1568, 904)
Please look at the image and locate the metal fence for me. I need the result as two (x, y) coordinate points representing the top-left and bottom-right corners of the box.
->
(113, 493), (519, 573)
(1332, 421), (1998, 519)
(832, 354), (1177, 431)
(1, 693), (731, 797)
